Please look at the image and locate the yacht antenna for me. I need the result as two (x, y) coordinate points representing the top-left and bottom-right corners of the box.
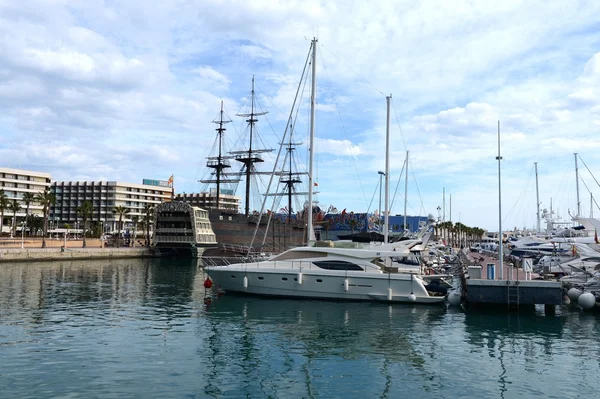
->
(384, 94), (391, 243)
(307, 38), (317, 244)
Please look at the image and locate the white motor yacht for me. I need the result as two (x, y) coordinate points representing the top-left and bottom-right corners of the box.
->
(205, 242), (447, 304)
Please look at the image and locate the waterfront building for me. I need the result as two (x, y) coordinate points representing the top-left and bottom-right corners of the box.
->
(0, 167), (52, 233)
(50, 180), (172, 233)
(176, 189), (240, 213)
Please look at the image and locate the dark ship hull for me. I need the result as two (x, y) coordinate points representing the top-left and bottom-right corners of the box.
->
(203, 210), (306, 256)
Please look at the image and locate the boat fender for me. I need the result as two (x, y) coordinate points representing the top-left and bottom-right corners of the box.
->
(344, 279), (349, 292)
(447, 291), (462, 306)
(243, 276), (248, 289)
(297, 272), (303, 284)
(578, 292), (595, 310)
(203, 277), (213, 289)
(387, 288), (393, 301)
(408, 293), (417, 302)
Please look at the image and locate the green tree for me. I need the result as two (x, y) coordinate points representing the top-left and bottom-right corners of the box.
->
(35, 187), (56, 248)
(112, 205), (129, 247)
(8, 199), (22, 238)
(22, 192), (37, 237)
(77, 200), (93, 248)
(0, 189), (8, 237)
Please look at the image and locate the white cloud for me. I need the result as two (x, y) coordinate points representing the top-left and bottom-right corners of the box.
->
(2, 0), (600, 231)
(192, 66), (231, 87)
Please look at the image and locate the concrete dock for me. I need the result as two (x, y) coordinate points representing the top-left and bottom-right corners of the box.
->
(463, 253), (564, 309)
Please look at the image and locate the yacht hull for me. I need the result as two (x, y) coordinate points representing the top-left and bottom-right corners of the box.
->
(208, 267), (446, 304)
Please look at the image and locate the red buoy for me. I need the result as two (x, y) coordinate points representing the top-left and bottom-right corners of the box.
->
(204, 277), (213, 289)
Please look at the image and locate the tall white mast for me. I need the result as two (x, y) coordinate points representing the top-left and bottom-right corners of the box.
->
(442, 187), (445, 222)
(384, 95), (391, 243)
(403, 151), (409, 234)
(574, 153), (581, 217)
(497, 121), (503, 279)
(535, 162), (540, 233)
(307, 38), (317, 244)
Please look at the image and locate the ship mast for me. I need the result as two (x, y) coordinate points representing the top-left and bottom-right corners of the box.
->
(280, 135), (303, 222)
(199, 101), (239, 210)
(232, 76), (272, 216)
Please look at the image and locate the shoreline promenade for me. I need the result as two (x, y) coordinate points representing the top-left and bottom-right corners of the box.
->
(0, 237), (153, 262)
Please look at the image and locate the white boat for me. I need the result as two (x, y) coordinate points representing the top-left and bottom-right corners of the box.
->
(206, 242), (446, 304)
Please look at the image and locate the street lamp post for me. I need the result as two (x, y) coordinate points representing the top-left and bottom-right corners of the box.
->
(378, 171), (385, 229)
(21, 221), (25, 249)
(76, 221), (79, 240)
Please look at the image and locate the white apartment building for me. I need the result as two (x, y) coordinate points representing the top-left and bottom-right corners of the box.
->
(50, 180), (172, 232)
(0, 167), (52, 233)
(176, 189), (240, 213)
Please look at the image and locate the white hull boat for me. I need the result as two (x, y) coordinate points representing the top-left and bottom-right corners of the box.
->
(206, 245), (447, 304)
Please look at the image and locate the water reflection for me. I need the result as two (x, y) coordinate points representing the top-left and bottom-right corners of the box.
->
(204, 296), (449, 398)
(0, 259), (598, 398)
(0, 258), (207, 335)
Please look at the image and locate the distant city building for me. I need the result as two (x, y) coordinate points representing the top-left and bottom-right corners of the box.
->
(0, 167), (52, 233)
(50, 180), (172, 232)
(176, 189), (240, 213)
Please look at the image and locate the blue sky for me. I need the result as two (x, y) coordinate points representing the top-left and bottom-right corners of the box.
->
(1, 0), (600, 232)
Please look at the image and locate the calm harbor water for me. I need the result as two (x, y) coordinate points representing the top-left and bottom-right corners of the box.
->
(0, 258), (598, 398)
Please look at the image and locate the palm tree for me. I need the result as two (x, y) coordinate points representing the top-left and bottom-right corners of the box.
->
(349, 219), (357, 234)
(0, 189), (8, 237)
(35, 187), (56, 248)
(26, 214), (43, 236)
(77, 200), (93, 248)
(8, 199), (22, 238)
(22, 192), (36, 237)
(142, 204), (154, 247)
(131, 215), (140, 247)
(112, 205), (129, 247)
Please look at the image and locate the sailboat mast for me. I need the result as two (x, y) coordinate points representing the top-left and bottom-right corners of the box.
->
(384, 95), (391, 243)
(443, 187), (445, 222)
(574, 153), (580, 217)
(497, 120), (503, 279)
(535, 162), (540, 233)
(307, 38), (317, 243)
(403, 151), (408, 235)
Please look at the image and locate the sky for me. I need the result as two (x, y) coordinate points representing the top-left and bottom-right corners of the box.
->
(1, 0), (600, 232)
